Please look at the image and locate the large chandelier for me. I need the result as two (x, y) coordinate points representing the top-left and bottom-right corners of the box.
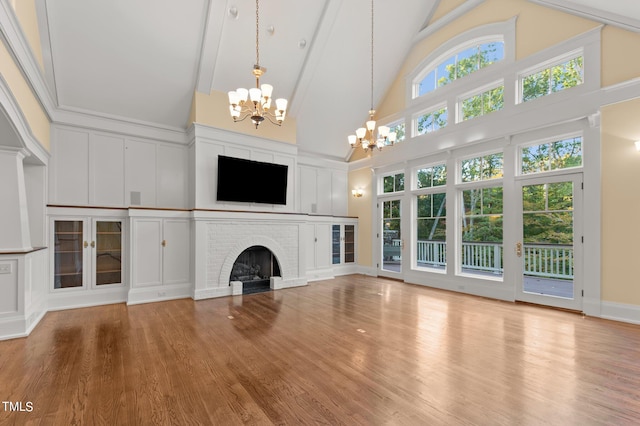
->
(347, 0), (395, 152)
(227, 0), (287, 129)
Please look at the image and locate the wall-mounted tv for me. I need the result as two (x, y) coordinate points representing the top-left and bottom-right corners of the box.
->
(217, 155), (288, 205)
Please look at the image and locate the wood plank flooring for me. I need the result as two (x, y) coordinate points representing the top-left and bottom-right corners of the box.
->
(1, 275), (640, 425)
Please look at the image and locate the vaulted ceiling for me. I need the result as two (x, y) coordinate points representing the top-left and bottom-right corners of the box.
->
(35, 0), (640, 161)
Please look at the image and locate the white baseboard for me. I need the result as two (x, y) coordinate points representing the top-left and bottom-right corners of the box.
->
(48, 287), (129, 311)
(600, 301), (640, 325)
(127, 283), (193, 305)
(193, 285), (233, 301)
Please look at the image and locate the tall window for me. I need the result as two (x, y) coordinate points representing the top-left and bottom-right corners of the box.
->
(415, 164), (447, 270)
(461, 186), (503, 277)
(461, 85), (504, 121)
(521, 55), (583, 102)
(416, 41), (505, 97)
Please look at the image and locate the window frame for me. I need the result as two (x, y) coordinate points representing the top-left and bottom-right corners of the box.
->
(517, 49), (584, 104)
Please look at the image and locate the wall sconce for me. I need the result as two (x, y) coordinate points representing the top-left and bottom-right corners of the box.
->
(352, 188), (364, 198)
(635, 141), (640, 151)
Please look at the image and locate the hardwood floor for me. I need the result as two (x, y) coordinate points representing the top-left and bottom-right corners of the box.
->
(1, 275), (640, 425)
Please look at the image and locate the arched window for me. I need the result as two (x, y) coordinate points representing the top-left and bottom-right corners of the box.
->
(416, 40), (505, 97)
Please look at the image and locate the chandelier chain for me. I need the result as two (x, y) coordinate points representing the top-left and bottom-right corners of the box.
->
(370, 0), (374, 111)
(255, 0), (260, 66)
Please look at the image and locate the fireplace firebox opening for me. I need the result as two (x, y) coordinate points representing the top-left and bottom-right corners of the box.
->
(230, 245), (281, 294)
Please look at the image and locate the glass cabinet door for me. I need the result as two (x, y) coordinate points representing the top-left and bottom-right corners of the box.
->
(95, 221), (122, 285)
(53, 220), (85, 289)
(344, 225), (355, 263)
(332, 224), (341, 264)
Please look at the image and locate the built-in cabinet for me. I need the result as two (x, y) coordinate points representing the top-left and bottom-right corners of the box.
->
(130, 217), (190, 288)
(306, 218), (357, 281)
(51, 217), (124, 289)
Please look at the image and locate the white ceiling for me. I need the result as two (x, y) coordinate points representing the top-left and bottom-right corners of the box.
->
(36, 0), (640, 161)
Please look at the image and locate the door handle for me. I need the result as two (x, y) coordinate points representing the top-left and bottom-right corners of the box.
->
(90, 241), (95, 248)
(161, 240), (167, 247)
(516, 242), (522, 257)
(84, 241), (88, 248)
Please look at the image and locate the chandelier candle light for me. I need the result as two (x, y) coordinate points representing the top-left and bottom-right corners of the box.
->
(348, 0), (396, 152)
(228, 0), (287, 128)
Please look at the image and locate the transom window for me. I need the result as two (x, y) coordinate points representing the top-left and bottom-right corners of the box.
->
(460, 84), (504, 121)
(416, 41), (505, 97)
(521, 136), (583, 175)
(521, 55), (583, 103)
(415, 106), (447, 136)
(461, 153), (503, 182)
(416, 164), (447, 189)
(382, 173), (405, 193)
(386, 120), (406, 143)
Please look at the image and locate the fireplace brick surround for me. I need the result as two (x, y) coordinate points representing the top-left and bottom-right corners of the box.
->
(192, 211), (308, 300)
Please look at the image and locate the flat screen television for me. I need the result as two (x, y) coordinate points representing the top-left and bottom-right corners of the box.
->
(217, 155), (288, 205)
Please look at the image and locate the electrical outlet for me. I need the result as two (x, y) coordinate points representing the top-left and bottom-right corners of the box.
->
(0, 264), (11, 274)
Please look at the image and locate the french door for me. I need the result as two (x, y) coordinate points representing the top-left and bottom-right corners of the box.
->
(515, 173), (583, 311)
(379, 198), (404, 278)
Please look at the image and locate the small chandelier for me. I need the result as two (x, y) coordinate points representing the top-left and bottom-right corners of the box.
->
(347, 0), (395, 152)
(227, 0), (287, 129)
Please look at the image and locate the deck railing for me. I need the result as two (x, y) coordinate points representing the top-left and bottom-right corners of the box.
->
(415, 240), (574, 279)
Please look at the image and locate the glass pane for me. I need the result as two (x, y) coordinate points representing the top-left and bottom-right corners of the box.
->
(418, 70), (436, 97)
(461, 188), (504, 277)
(551, 138), (582, 170)
(433, 108), (448, 131)
(417, 112), (434, 135)
(462, 94), (482, 120)
(480, 42), (504, 67)
(416, 192), (446, 271)
(436, 56), (456, 87)
(417, 168), (433, 188)
(433, 165), (447, 186)
(332, 224), (340, 264)
(394, 174), (405, 192)
(382, 200), (401, 272)
(383, 176), (394, 193)
(484, 86), (504, 113)
(95, 221), (122, 285)
(482, 153), (504, 179)
(522, 69), (550, 102)
(522, 182), (574, 298)
(54, 220), (84, 289)
(456, 47), (478, 79)
(344, 225), (355, 263)
(521, 143), (550, 174)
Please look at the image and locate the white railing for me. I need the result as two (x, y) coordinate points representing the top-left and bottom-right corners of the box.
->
(415, 240), (573, 279)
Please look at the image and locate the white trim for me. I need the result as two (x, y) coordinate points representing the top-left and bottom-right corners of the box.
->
(600, 301), (640, 325)
(414, 0), (487, 43)
(528, 0), (640, 33)
(0, 0), (55, 119)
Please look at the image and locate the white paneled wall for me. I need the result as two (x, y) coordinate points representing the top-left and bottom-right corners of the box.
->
(298, 158), (349, 216)
(50, 126), (188, 209)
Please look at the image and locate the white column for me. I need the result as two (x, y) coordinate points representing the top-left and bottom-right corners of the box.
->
(0, 148), (32, 251)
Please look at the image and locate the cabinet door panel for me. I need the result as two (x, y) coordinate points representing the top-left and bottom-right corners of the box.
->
(315, 224), (331, 269)
(91, 135), (125, 206)
(162, 219), (190, 285)
(94, 220), (123, 286)
(53, 219), (87, 289)
(51, 129), (89, 205)
(157, 145), (187, 209)
(133, 219), (163, 287)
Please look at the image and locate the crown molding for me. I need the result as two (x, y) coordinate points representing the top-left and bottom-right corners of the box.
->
(528, 0), (640, 33)
(0, 74), (49, 165)
(0, 0), (56, 121)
